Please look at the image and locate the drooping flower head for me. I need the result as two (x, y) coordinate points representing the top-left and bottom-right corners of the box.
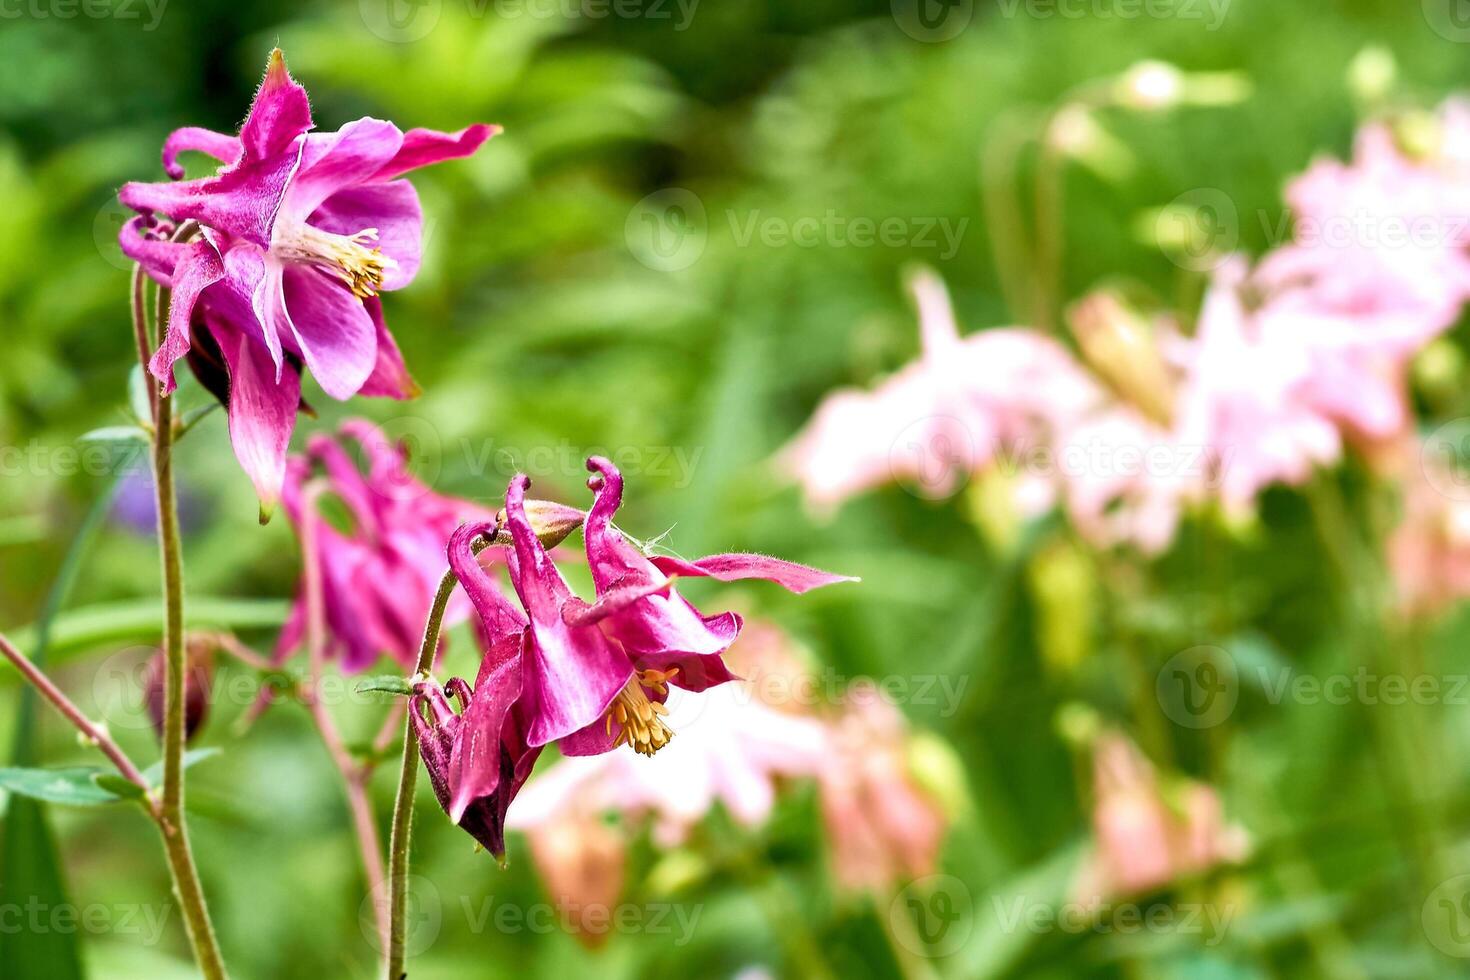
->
(1072, 732), (1249, 904)
(276, 420), (498, 673)
(118, 49), (496, 518)
(818, 683), (950, 895)
(417, 459), (853, 857)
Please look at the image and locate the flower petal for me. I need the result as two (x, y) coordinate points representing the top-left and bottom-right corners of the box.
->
(503, 474), (631, 749)
(282, 118), (405, 222)
(355, 297), (420, 399)
(211, 323), (300, 520)
(119, 146), (302, 246)
(582, 456), (738, 660)
(150, 240), (224, 394)
(280, 267), (378, 400)
(369, 124), (499, 182)
(309, 180), (423, 291)
(239, 49), (313, 166)
(162, 127), (242, 180)
(648, 553), (858, 593)
(118, 216), (186, 286)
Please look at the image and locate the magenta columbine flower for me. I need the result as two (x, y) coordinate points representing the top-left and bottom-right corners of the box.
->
(276, 420), (497, 673)
(414, 459), (852, 856)
(118, 50), (495, 517)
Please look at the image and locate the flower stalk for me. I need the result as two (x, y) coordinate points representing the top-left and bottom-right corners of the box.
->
(134, 240), (230, 980)
(384, 531), (496, 979)
(298, 479), (390, 959)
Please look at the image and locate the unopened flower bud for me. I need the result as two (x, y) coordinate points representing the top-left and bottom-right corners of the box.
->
(493, 499), (585, 549)
(1068, 291), (1176, 428)
(1348, 46), (1396, 106)
(1114, 62), (1250, 112)
(1116, 61), (1185, 111)
(144, 642), (214, 743)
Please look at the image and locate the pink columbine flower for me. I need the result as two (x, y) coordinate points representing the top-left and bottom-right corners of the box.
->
(276, 420), (498, 672)
(1387, 440), (1470, 617)
(118, 50), (495, 517)
(1072, 733), (1248, 903)
(414, 460), (851, 856)
(818, 683), (949, 895)
(781, 268), (1095, 512)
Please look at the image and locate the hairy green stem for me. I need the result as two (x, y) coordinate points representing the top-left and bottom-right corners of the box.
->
(133, 240), (229, 979)
(385, 534), (494, 979)
(384, 567), (457, 980)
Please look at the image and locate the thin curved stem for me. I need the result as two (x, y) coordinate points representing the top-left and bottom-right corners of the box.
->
(385, 533), (493, 979)
(130, 265), (157, 427)
(299, 480), (390, 959)
(134, 238), (229, 979)
(0, 631), (153, 804)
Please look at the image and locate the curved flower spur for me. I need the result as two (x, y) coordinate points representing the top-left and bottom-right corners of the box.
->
(412, 457), (856, 858)
(117, 49), (496, 518)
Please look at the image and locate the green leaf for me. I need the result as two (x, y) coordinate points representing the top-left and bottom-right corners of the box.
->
(92, 773), (148, 801)
(1, 597), (289, 677)
(0, 799), (86, 979)
(0, 767), (123, 806)
(128, 364), (152, 424)
(78, 425), (149, 447)
(140, 747), (221, 788)
(354, 675), (416, 697)
(1, 475), (120, 979)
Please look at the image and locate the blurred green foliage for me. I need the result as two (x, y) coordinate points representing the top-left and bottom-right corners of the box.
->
(5, 0), (1470, 977)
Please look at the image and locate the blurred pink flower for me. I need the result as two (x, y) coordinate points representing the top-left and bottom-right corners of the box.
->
(1387, 442), (1470, 617)
(818, 684), (949, 896)
(507, 678), (829, 850)
(1253, 100), (1470, 445)
(1072, 733), (1248, 903)
(1173, 258), (1343, 516)
(781, 267), (1096, 511)
(276, 419), (495, 673)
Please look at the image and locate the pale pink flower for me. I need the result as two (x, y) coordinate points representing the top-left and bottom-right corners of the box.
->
(506, 670), (827, 849)
(781, 268), (1097, 511)
(1173, 258), (1343, 516)
(1253, 100), (1470, 444)
(818, 684), (949, 896)
(1072, 733), (1248, 903)
(1387, 441), (1470, 617)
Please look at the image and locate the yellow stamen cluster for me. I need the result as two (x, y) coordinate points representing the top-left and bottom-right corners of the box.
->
(605, 668), (680, 756)
(281, 225), (398, 299)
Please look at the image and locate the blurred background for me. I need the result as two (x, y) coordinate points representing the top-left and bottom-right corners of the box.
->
(6, 0), (1470, 977)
